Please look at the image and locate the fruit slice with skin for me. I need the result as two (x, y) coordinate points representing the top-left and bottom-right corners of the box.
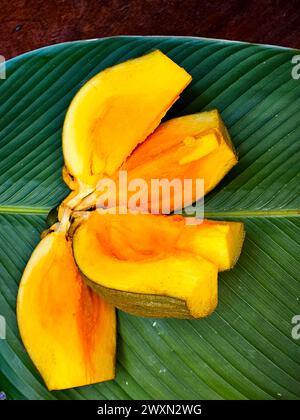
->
(17, 230), (116, 390)
(62, 50), (192, 190)
(72, 212), (244, 318)
(76, 110), (238, 213)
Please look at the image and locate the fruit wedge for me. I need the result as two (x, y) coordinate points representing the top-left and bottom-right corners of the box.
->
(17, 231), (116, 390)
(72, 212), (244, 318)
(62, 50), (191, 190)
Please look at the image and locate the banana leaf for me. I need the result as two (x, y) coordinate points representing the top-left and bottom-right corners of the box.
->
(0, 36), (299, 400)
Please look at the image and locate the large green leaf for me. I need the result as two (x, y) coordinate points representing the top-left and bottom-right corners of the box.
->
(0, 36), (299, 400)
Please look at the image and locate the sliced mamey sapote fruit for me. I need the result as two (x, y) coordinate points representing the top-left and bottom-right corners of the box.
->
(17, 50), (245, 391)
(17, 231), (116, 390)
(72, 212), (245, 318)
(62, 50), (191, 190)
(76, 110), (237, 213)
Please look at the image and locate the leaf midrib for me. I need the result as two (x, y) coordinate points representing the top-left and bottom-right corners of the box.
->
(0, 206), (50, 215)
(0, 205), (299, 218)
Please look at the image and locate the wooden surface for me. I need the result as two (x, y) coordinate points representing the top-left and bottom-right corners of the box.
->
(1, 0), (300, 59)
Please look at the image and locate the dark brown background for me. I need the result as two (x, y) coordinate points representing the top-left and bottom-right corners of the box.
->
(1, 0), (300, 59)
